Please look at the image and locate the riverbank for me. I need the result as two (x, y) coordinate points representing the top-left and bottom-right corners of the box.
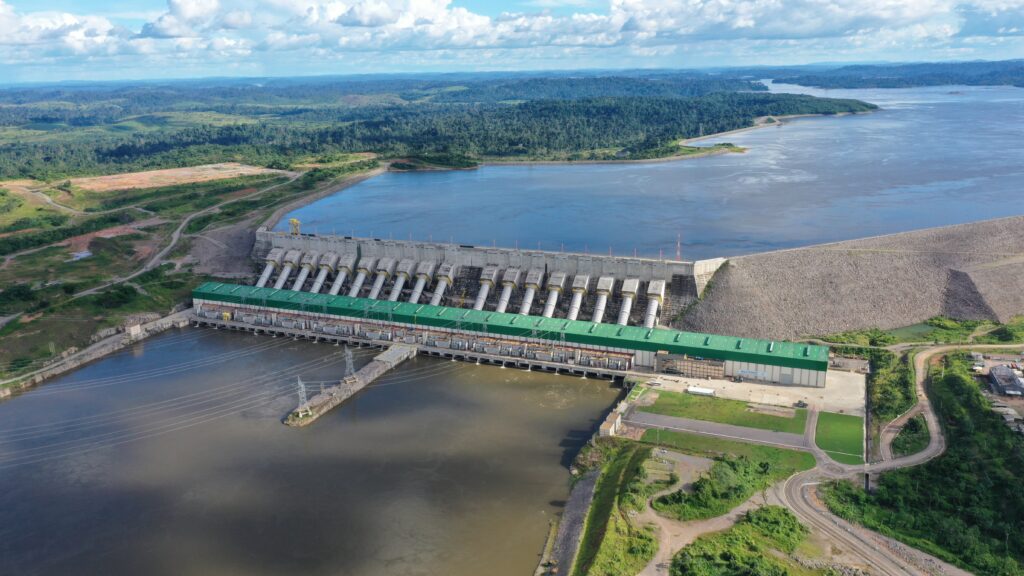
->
(0, 308), (192, 398)
(479, 143), (744, 167)
(261, 165), (388, 230)
(682, 112), (860, 145)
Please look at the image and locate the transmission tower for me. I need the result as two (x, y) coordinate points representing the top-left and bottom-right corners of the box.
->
(296, 376), (310, 415)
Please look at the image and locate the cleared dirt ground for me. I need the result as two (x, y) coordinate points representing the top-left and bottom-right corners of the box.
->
(71, 163), (285, 192)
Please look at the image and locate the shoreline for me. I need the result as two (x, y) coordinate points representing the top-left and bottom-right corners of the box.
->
(479, 144), (740, 167)
(261, 166), (388, 230)
(0, 309), (192, 398)
(479, 112), (865, 167)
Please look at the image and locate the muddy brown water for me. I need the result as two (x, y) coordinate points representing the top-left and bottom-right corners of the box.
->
(0, 328), (620, 576)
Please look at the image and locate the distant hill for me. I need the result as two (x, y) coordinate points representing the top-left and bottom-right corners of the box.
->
(769, 59), (1024, 88)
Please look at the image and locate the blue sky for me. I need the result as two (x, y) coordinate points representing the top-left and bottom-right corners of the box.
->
(2, 0), (1024, 83)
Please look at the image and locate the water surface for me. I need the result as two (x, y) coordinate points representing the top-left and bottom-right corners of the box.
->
(279, 84), (1024, 259)
(0, 329), (619, 576)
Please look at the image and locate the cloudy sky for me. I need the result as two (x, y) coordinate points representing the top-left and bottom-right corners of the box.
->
(2, 0), (1023, 82)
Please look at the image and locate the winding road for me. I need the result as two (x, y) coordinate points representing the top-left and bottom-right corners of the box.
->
(635, 342), (1022, 575)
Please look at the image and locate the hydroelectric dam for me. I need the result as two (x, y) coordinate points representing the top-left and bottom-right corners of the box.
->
(191, 226), (830, 422)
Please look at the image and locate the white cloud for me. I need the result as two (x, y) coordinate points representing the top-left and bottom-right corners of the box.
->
(0, 0), (1023, 80)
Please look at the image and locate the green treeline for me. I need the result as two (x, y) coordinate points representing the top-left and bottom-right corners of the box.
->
(823, 354), (1024, 575)
(0, 75), (876, 179)
(776, 59), (1024, 88)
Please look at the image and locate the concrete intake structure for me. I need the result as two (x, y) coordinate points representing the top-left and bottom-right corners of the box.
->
(644, 280), (666, 329)
(273, 250), (302, 290)
(430, 263), (457, 306)
(408, 261), (436, 304)
(566, 274), (589, 321)
(256, 248), (284, 288)
(389, 259), (417, 301)
(310, 253), (340, 294)
(367, 257), (397, 300)
(348, 257), (376, 297)
(253, 229), (726, 329)
(593, 276), (615, 323)
(543, 272), (567, 318)
(495, 268), (521, 314)
(328, 253), (358, 296)
(519, 268), (545, 315)
(474, 265), (501, 311)
(291, 251), (321, 291)
(617, 279), (640, 326)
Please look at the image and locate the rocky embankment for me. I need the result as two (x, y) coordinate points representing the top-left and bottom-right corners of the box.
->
(681, 215), (1024, 339)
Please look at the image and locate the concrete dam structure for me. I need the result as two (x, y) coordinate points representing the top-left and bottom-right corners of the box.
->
(252, 228), (725, 330)
(191, 228), (830, 391)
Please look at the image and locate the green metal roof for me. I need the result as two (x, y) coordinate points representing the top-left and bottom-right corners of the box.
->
(193, 282), (829, 372)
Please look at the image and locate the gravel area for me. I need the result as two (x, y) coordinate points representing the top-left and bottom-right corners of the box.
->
(190, 218), (257, 277)
(680, 216), (1024, 339)
(550, 469), (600, 574)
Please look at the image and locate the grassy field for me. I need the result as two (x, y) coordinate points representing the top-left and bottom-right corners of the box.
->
(641, 390), (808, 434)
(815, 412), (864, 464)
(640, 429), (816, 474)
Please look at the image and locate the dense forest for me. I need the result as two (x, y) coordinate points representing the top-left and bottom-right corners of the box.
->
(824, 353), (1024, 576)
(0, 73), (874, 179)
(774, 59), (1024, 88)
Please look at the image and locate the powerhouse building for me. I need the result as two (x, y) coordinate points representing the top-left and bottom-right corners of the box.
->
(193, 282), (830, 387)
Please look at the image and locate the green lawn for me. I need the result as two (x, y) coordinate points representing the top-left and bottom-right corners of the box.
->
(815, 412), (864, 464)
(641, 390), (808, 434)
(640, 429), (816, 474)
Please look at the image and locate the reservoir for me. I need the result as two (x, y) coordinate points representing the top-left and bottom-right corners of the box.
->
(278, 84), (1024, 259)
(0, 329), (619, 576)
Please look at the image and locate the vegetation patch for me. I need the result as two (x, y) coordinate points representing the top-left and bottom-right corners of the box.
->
(890, 414), (930, 457)
(670, 505), (822, 576)
(653, 455), (788, 521)
(573, 441), (657, 576)
(821, 353), (1024, 576)
(815, 412), (864, 464)
(642, 390), (808, 434)
(0, 210), (137, 256)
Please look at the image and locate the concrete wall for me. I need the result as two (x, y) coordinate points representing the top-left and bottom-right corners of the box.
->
(254, 228), (725, 290)
(723, 359), (826, 388)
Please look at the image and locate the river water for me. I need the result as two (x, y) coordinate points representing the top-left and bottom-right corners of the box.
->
(0, 329), (619, 576)
(278, 84), (1024, 259)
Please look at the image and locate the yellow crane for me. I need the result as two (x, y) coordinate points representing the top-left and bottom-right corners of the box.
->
(289, 218), (301, 235)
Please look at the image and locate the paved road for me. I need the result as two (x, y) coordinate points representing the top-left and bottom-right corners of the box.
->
(875, 343), (1023, 468)
(632, 343), (1024, 574)
(625, 409), (809, 451)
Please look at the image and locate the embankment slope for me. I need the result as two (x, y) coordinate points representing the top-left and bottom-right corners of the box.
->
(680, 216), (1024, 339)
